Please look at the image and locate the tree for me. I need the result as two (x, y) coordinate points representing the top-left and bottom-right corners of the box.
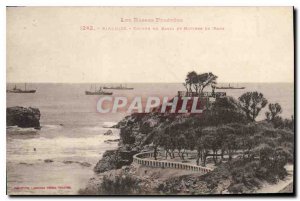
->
(184, 71), (218, 94)
(201, 127), (220, 166)
(185, 71), (198, 92)
(152, 130), (161, 160)
(194, 129), (203, 166)
(182, 83), (189, 93)
(238, 91), (268, 121)
(265, 103), (282, 122)
(197, 72), (218, 94)
(217, 125), (236, 161)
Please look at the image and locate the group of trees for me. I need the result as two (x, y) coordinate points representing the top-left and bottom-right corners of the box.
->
(238, 92), (268, 121)
(238, 91), (294, 130)
(150, 86), (294, 169)
(183, 71), (218, 94)
(153, 118), (293, 167)
(156, 122), (294, 194)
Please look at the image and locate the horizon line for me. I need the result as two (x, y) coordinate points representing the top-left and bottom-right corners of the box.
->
(6, 81), (294, 84)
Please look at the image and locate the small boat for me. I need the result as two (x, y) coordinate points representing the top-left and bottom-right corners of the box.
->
(103, 84), (133, 90)
(7, 84), (36, 93)
(85, 85), (113, 95)
(216, 84), (245, 90)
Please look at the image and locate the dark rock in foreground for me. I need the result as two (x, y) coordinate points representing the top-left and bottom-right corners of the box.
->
(7, 106), (41, 129)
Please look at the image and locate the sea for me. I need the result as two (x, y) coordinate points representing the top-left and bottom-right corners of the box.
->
(6, 83), (294, 195)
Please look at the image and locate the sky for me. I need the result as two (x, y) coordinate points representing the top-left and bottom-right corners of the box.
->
(7, 7), (294, 83)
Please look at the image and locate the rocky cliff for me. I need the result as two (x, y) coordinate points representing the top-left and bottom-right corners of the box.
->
(94, 113), (162, 173)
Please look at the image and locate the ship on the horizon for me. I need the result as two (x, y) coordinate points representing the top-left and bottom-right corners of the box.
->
(216, 83), (245, 90)
(103, 84), (134, 90)
(6, 84), (36, 93)
(85, 85), (113, 95)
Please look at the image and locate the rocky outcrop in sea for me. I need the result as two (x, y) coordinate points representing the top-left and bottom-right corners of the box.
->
(7, 106), (41, 129)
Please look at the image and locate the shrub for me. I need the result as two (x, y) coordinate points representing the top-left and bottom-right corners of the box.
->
(100, 174), (140, 195)
(228, 183), (247, 194)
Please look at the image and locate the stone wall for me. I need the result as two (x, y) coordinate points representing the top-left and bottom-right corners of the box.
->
(133, 152), (212, 173)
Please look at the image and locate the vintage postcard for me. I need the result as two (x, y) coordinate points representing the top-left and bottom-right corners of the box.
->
(6, 7), (294, 195)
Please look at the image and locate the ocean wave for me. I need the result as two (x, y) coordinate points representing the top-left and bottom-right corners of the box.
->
(41, 124), (63, 130)
(6, 124), (63, 134)
(6, 126), (38, 134)
(62, 160), (92, 167)
(102, 122), (117, 128)
(81, 125), (119, 134)
(83, 126), (107, 132)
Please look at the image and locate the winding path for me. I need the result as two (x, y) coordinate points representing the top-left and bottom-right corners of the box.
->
(133, 152), (212, 173)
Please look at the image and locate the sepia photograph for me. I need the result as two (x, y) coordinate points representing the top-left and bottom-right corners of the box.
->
(6, 6), (294, 195)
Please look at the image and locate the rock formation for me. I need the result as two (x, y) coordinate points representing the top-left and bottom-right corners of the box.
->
(93, 113), (160, 173)
(104, 130), (113, 135)
(7, 106), (41, 129)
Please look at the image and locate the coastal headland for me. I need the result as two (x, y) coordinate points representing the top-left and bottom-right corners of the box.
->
(80, 72), (294, 195)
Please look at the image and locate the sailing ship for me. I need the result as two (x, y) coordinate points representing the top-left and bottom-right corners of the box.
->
(85, 85), (113, 95)
(6, 84), (36, 93)
(216, 83), (245, 90)
(103, 84), (134, 90)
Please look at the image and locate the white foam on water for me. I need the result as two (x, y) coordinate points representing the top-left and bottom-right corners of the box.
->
(42, 124), (63, 130)
(7, 134), (119, 163)
(102, 121), (118, 128)
(6, 126), (38, 133)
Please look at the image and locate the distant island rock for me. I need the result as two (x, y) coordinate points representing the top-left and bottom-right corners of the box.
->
(7, 106), (41, 129)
